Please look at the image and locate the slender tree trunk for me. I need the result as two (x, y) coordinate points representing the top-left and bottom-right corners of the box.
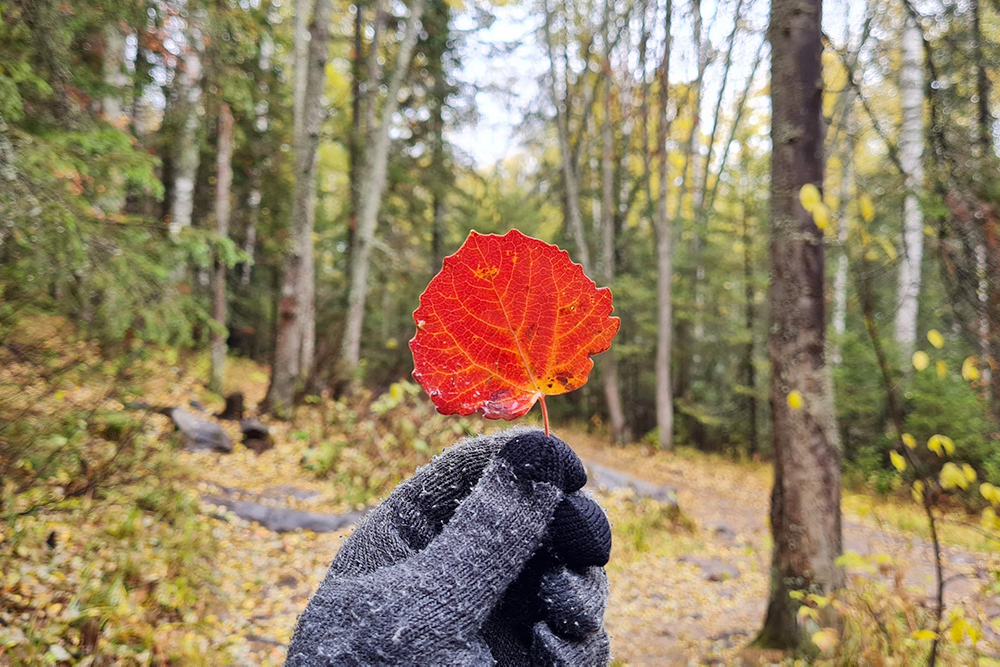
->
(339, 0), (427, 384)
(600, 40), (627, 445)
(169, 10), (205, 239)
(266, 0), (333, 415)
(893, 13), (925, 361)
(832, 137), (851, 365)
(756, 0), (844, 650)
(348, 0), (364, 262)
(655, 0), (673, 450)
(242, 184), (260, 287)
(293, 0), (318, 385)
(210, 103), (234, 394)
(742, 205), (758, 455)
(101, 24), (129, 128)
(543, 1), (591, 274)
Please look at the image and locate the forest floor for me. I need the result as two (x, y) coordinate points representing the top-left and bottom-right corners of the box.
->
(5, 326), (999, 665)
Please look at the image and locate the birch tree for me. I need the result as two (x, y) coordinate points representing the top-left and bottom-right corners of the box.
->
(265, 0), (332, 414)
(339, 0), (428, 385)
(210, 103), (234, 393)
(169, 9), (205, 239)
(756, 0), (844, 649)
(893, 12), (925, 360)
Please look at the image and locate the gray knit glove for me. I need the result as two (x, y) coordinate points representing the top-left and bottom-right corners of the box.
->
(286, 427), (611, 666)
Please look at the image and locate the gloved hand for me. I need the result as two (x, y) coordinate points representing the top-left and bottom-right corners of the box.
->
(285, 427), (612, 666)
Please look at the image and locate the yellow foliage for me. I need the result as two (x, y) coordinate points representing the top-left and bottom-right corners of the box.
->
(812, 627), (839, 652)
(936, 360), (947, 379)
(859, 195), (875, 222)
(962, 356), (981, 381)
(962, 463), (977, 483)
(812, 203), (830, 230)
(799, 183), (822, 213)
(787, 390), (804, 410)
(927, 434), (955, 457)
(927, 329), (945, 349)
(940, 462), (969, 490)
(912, 479), (925, 503)
(901, 433), (917, 449)
(911, 629), (938, 640)
(912, 350), (930, 372)
(890, 450), (906, 472)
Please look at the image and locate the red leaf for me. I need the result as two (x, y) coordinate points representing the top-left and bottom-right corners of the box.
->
(409, 229), (620, 432)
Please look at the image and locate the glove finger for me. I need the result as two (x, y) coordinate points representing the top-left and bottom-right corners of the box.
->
(531, 621), (610, 667)
(539, 566), (609, 639)
(497, 430), (587, 492)
(548, 492), (612, 567)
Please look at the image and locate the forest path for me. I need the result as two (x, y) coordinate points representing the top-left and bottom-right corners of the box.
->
(564, 428), (999, 665)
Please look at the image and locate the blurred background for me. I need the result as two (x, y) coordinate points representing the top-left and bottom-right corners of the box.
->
(3, 0), (1000, 663)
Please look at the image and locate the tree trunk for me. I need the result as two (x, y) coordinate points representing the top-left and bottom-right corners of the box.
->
(169, 11), (205, 239)
(831, 139), (851, 365)
(296, 0), (318, 380)
(893, 13), (925, 361)
(265, 0), (333, 415)
(757, 0), (844, 650)
(742, 205), (758, 456)
(655, 0), (673, 450)
(339, 0), (427, 384)
(600, 37), (627, 445)
(543, 2), (591, 275)
(210, 103), (234, 394)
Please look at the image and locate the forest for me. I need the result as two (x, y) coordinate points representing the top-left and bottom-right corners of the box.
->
(3, 0), (1000, 663)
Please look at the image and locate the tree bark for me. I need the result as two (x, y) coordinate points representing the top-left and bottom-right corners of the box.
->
(210, 103), (234, 394)
(655, 0), (673, 450)
(757, 0), (844, 650)
(338, 0), (427, 384)
(893, 13), (925, 361)
(296, 0), (318, 379)
(599, 27), (627, 445)
(831, 137), (851, 365)
(742, 204), (758, 456)
(169, 10), (205, 239)
(543, 1), (591, 274)
(265, 0), (332, 415)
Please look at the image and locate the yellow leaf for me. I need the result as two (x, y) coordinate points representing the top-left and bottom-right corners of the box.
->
(807, 594), (830, 609)
(981, 506), (997, 530)
(890, 451), (906, 472)
(860, 195), (875, 222)
(950, 619), (966, 643)
(912, 629), (938, 640)
(912, 479), (925, 503)
(799, 184), (822, 213)
(940, 462), (968, 490)
(963, 356), (981, 381)
(927, 329), (945, 349)
(936, 360), (947, 379)
(789, 590), (806, 600)
(963, 463), (977, 483)
(787, 390), (804, 410)
(912, 351), (930, 372)
(928, 434), (954, 457)
(798, 606), (820, 622)
(812, 628), (839, 652)
(981, 483), (999, 504)
(813, 203), (830, 230)
(902, 433), (917, 449)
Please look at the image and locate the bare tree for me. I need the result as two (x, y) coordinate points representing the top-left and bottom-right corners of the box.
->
(655, 0), (674, 450)
(339, 0), (428, 386)
(266, 0), (333, 414)
(210, 103), (234, 394)
(893, 11), (925, 360)
(756, 0), (844, 649)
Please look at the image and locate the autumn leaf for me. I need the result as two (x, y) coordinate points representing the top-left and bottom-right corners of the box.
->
(410, 230), (620, 435)
(927, 329), (945, 349)
(890, 451), (906, 472)
(962, 356), (981, 381)
(799, 183), (822, 213)
(928, 434), (955, 457)
(812, 628), (839, 652)
(859, 195), (875, 222)
(911, 629), (938, 641)
(912, 350), (930, 372)
(901, 433), (917, 449)
(787, 390), (804, 410)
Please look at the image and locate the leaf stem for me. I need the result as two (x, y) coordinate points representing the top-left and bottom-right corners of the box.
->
(539, 395), (550, 437)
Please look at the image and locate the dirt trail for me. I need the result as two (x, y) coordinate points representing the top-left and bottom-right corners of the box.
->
(565, 429), (998, 665)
